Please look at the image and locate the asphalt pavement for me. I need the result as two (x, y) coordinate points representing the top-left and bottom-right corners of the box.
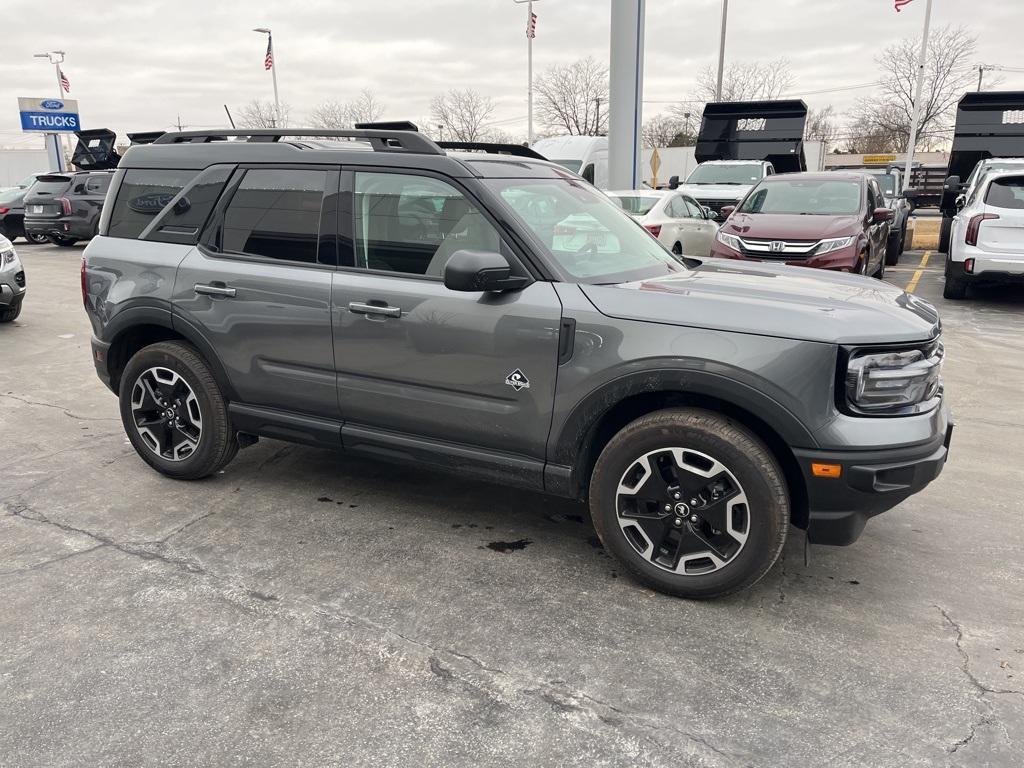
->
(2, 243), (1022, 767)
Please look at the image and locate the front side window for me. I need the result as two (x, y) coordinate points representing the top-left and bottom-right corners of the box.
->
(739, 179), (862, 216)
(109, 169), (197, 239)
(352, 172), (502, 276)
(682, 196), (704, 218)
(221, 169), (327, 263)
(985, 176), (1024, 209)
(486, 176), (685, 284)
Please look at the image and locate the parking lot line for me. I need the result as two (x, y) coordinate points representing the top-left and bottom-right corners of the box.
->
(905, 251), (931, 294)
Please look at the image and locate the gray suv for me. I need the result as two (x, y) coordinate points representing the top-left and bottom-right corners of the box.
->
(82, 127), (952, 599)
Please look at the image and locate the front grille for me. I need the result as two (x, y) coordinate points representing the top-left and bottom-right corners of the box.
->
(737, 237), (821, 261)
(14, 271), (25, 287)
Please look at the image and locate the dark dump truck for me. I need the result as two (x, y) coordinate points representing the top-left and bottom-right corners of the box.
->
(671, 100), (808, 219)
(930, 91), (1024, 253)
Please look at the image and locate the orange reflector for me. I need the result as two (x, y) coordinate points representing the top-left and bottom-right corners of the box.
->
(812, 463), (842, 478)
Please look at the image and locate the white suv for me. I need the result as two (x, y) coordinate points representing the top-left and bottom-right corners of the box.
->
(945, 169), (1024, 299)
(0, 234), (26, 322)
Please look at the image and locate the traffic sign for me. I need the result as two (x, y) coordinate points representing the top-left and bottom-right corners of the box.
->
(18, 97), (81, 133)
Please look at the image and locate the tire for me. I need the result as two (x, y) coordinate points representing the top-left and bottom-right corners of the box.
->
(885, 231), (901, 266)
(589, 408), (789, 599)
(873, 249), (885, 279)
(119, 341), (238, 479)
(943, 258), (968, 300)
(938, 216), (952, 254)
(0, 299), (22, 323)
(25, 233), (50, 245)
(49, 236), (78, 247)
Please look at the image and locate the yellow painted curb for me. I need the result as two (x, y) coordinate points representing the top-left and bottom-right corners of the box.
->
(907, 217), (940, 250)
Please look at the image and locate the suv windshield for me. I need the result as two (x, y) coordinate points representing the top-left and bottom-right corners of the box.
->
(486, 177), (685, 284)
(608, 194), (661, 216)
(871, 173), (896, 197)
(685, 163), (763, 185)
(739, 179), (862, 216)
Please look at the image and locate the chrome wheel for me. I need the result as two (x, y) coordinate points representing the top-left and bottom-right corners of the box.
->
(130, 367), (203, 461)
(615, 447), (749, 575)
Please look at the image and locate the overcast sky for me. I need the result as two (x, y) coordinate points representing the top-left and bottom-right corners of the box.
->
(2, 0), (1022, 149)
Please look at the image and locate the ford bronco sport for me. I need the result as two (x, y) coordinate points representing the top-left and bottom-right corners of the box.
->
(82, 126), (952, 599)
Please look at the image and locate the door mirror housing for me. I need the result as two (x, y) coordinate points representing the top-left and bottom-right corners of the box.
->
(668, 175), (680, 190)
(943, 174), (962, 193)
(702, 206), (715, 220)
(443, 250), (529, 292)
(871, 207), (894, 223)
(719, 205), (735, 219)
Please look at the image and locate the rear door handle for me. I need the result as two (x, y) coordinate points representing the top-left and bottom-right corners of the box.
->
(194, 283), (236, 298)
(348, 301), (401, 318)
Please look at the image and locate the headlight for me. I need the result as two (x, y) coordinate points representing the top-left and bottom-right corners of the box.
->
(844, 340), (943, 415)
(716, 230), (742, 251)
(816, 236), (856, 255)
(1, 246), (17, 269)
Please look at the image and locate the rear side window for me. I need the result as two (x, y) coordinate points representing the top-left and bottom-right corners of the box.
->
(85, 175), (111, 194)
(109, 169), (198, 239)
(985, 177), (1024, 209)
(221, 169), (327, 263)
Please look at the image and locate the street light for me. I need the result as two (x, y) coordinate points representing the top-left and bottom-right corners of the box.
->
(33, 50), (69, 172)
(252, 28), (280, 127)
(513, 0), (539, 145)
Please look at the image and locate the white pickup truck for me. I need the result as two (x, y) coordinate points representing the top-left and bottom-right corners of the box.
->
(669, 160), (775, 221)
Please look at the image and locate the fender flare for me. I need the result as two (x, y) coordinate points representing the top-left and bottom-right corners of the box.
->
(549, 367), (818, 470)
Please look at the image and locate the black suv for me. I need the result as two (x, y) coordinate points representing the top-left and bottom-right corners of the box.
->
(82, 127), (952, 599)
(24, 171), (113, 246)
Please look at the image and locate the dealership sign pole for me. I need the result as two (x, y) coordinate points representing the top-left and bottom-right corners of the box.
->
(18, 97), (81, 173)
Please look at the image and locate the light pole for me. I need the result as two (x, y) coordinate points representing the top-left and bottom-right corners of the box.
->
(33, 50), (68, 172)
(513, 0), (539, 145)
(715, 0), (728, 102)
(253, 28), (280, 127)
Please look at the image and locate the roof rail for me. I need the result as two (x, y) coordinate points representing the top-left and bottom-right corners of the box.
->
(152, 128), (444, 155)
(127, 131), (166, 145)
(436, 141), (547, 160)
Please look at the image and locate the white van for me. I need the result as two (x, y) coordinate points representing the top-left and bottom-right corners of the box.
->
(531, 136), (608, 188)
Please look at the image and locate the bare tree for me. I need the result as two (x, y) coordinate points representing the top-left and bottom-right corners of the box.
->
(534, 57), (609, 135)
(847, 25), (978, 152)
(642, 113), (694, 148)
(430, 89), (496, 142)
(237, 99), (290, 128)
(842, 114), (904, 154)
(805, 105), (840, 149)
(308, 89), (385, 130)
(693, 58), (794, 103)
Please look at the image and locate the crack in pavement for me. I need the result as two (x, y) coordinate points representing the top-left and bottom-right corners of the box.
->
(0, 543), (108, 576)
(3, 500), (744, 766)
(0, 393), (119, 422)
(934, 605), (1023, 756)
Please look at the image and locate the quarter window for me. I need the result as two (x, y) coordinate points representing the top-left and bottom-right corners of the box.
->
(85, 175), (111, 194)
(221, 169), (328, 263)
(351, 172), (502, 276)
(108, 169), (198, 239)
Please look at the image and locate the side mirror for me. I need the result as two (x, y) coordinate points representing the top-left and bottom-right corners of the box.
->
(668, 175), (680, 190)
(872, 207), (894, 223)
(719, 205), (735, 219)
(702, 206), (715, 220)
(443, 249), (529, 292)
(943, 175), (962, 193)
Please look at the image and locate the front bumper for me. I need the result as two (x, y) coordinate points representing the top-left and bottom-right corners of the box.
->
(794, 419), (953, 545)
(710, 243), (862, 272)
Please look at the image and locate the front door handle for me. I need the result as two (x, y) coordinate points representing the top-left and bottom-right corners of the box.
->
(195, 283), (236, 298)
(348, 301), (401, 318)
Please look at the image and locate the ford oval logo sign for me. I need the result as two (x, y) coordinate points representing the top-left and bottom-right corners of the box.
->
(40, 99), (65, 110)
(127, 193), (176, 214)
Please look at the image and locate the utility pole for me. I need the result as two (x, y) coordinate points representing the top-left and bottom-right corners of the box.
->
(903, 0), (933, 185)
(514, 0), (539, 144)
(253, 28), (280, 127)
(32, 50), (68, 172)
(715, 0), (729, 102)
(594, 97), (602, 135)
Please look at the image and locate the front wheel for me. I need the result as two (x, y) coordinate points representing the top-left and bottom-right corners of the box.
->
(0, 298), (22, 323)
(589, 408), (789, 599)
(119, 341), (238, 479)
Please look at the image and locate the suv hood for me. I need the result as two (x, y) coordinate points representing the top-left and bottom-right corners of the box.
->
(675, 183), (751, 201)
(721, 213), (860, 241)
(581, 258), (940, 345)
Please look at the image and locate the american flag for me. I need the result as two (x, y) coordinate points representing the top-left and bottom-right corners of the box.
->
(527, 11), (537, 39)
(894, 0), (914, 11)
(264, 37), (274, 70)
(59, 67), (70, 93)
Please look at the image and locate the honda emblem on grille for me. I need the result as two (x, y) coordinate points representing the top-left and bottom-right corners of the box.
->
(769, 241), (785, 253)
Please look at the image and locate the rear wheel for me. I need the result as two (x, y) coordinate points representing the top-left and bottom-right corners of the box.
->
(938, 216), (953, 254)
(119, 341), (238, 479)
(589, 408), (788, 599)
(25, 233), (50, 245)
(943, 257), (968, 300)
(49, 236), (78, 247)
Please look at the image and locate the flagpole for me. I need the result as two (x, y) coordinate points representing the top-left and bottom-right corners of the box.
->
(514, 0), (537, 145)
(903, 0), (933, 184)
(716, 0), (728, 101)
(269, 34), (281, 127)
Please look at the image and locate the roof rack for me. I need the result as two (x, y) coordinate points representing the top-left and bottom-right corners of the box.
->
(152, 128), (443, 155)
(436, 141), (547, 160)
